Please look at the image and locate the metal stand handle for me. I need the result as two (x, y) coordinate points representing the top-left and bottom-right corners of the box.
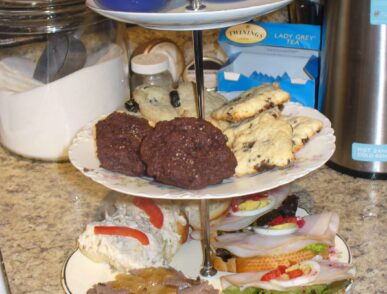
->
(186, 0), (206, 11)
(192, 26), (217, 278)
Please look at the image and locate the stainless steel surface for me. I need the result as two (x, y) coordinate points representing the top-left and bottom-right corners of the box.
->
(288, 0), (323, 24)
(319, 0), (387, 177)
(193, 30), (205, 119)
(186, 0), (206, 11)
(199, 199), (217, 277)
(192, 29), (216, 277)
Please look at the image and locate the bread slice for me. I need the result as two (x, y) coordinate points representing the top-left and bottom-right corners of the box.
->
(177, 211), (189, 244)
(184, 199), (231, 231)
(212, 248), (329, 273)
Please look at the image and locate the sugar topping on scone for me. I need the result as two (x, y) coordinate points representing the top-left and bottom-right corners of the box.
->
(211, 83), (290, 122)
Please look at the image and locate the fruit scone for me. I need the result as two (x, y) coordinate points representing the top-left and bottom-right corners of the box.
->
(223, 109), (294, 176)
(78, 197), (188, 272)
(132, 81), (227, 125)
(286, 116), (324, 152)
(211, 83), (290, 123)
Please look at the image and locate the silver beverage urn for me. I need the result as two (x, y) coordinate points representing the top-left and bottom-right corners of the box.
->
(319, 0), (387, 179)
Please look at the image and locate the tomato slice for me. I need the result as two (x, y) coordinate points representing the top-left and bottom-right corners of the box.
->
(287, 269), (304, 279)
(231, 192), (269, 212)
(133, 197), (164, 229)
(260, 268), (283, 281)
(94, 226), (149, 245)
(268, 216), (305, 228)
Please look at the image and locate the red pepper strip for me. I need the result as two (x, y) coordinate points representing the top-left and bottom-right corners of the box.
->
(287, 269), (304, 279)
(133, 197), (164, 229)
(94, 226), (149, 245)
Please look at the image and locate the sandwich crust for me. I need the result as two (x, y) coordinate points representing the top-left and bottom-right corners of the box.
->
(212, 248), (329, 273)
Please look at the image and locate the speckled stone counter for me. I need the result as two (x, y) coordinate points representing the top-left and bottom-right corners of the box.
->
(0, 144), (386, 294)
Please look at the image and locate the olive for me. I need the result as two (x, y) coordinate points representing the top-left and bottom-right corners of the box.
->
(125, 99), (139, 113)
(215, 248), (234, 262)
(169, 90), (181, 108)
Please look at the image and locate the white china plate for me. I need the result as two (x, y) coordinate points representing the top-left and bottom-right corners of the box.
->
(86, 0), (292, 31)
(61, 208), (352, 294)
(68, 102), (335, 200)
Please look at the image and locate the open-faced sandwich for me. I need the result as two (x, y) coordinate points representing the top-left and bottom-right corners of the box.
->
(87, 267), (219, 294)
(212, 212), (339, 273)
(78, 197), (188, 272)
(221, 257), (355, 294)
(185, 185), (292, 240)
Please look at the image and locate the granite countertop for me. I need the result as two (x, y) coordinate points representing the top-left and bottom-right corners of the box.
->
(0, 144), (386, 294)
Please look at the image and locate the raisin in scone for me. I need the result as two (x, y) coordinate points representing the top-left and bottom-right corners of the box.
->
(286, 116), (323, 152)
(95, 112), (152, 177)
(211, 83), (290, 122)
(229, 112), (294, 176)
(133, 83), (228, 125)
(133, 85), (178, 125)
(140, 117), (237, 189)
(223, 107), (282, 147)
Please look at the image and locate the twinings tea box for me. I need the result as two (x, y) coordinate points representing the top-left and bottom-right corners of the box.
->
(217, 22), (321, 108)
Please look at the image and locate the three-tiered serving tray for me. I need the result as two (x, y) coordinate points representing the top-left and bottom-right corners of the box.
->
(61, 1), (349, 293)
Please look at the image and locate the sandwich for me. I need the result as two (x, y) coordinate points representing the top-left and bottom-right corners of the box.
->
(87, 267), (219, 294)
(212, 212), (339, 273)
(78, 197), (188, 272)
(221, 258), (355, 294)
(185, 185), (291, 240)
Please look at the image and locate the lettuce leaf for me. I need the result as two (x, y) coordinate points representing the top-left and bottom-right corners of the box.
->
(222, 280), (351, 294)
(302, 243), (329, 253)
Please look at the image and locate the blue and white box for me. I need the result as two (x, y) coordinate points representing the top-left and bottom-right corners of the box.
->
(217, 22), (321, 108)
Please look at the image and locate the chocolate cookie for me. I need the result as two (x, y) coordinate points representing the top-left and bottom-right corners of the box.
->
(96, 112), (152, 177)
(140, 117), (237, 189)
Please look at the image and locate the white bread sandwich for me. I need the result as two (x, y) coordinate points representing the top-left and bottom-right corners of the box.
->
(78, 197), (188, 272)
(221, 258), (355, 294)
(212, 212), (339, 273)
(186, 185), (290, 241)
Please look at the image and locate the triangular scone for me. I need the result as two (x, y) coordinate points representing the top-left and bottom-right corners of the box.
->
(230, 113), (294, 176)
(223, 107), (282, 147)
(177, 82), (227, 119)
(211, 83), (290, 122)
(133, 85), (178, 124)
(286, 116), (323, 152)
(133, 83), (228, 124)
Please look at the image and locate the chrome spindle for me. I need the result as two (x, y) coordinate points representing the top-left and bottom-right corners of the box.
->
(192, 29), (217, 277)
